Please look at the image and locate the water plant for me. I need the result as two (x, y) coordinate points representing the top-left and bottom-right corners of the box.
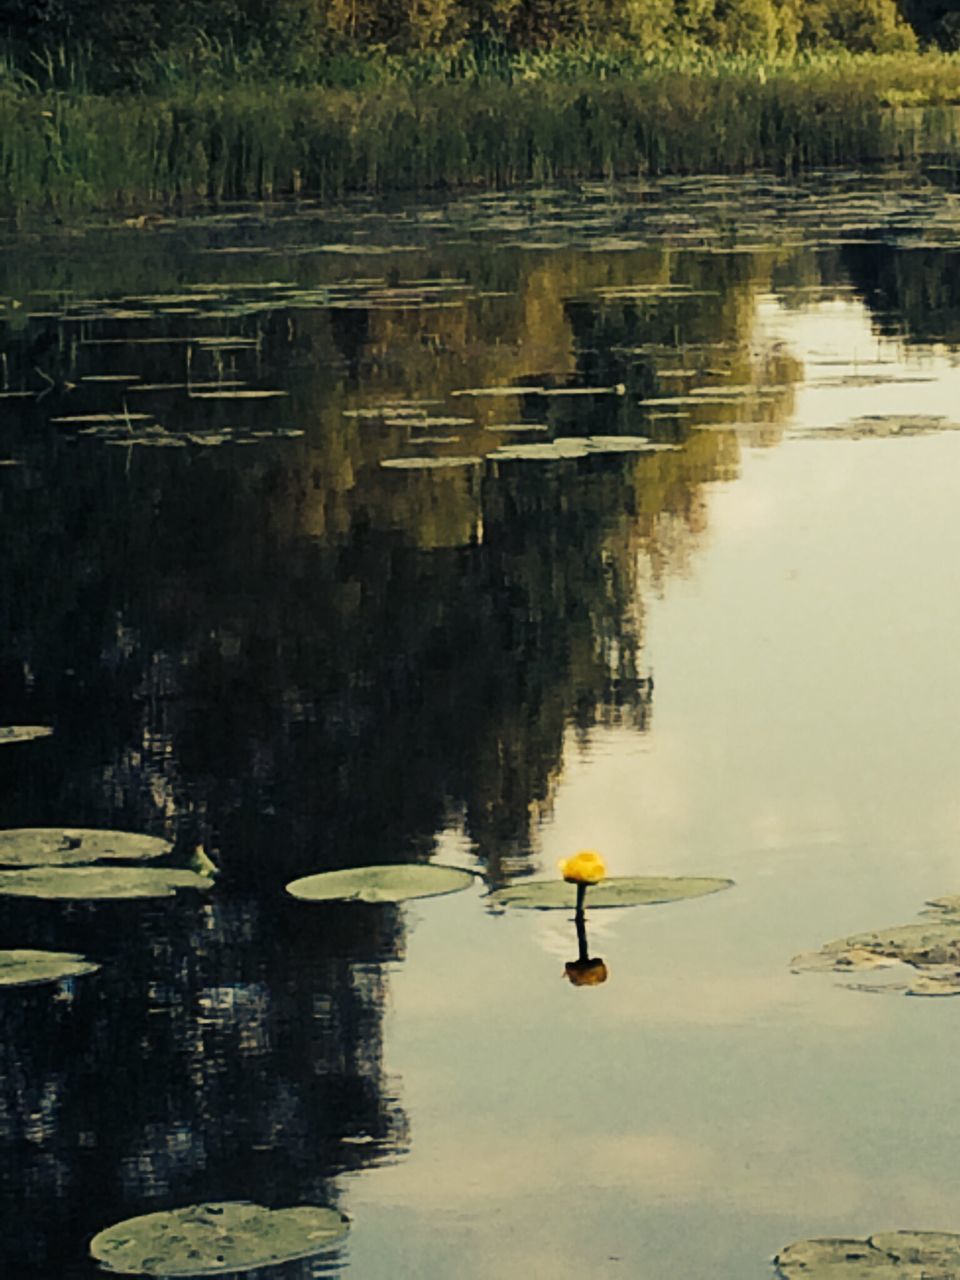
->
(286, 863), (477, 903)
(89, 1201), (350, 1276)
(775, 1230), (960, 1276)
(0, 725), (53, 744)
(0, 866), (213, 899)
(489, 872), (734, 910)
(1, 52), (960, 215)
(559, 848), (607, 917)
(0, 827), (171, 867)
(0, 948), (99, 987)
(791, 894), (960, 996)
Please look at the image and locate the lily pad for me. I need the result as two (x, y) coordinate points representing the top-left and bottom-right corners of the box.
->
(286, 863), (476, 904)
(90, 1201), (349, 1276)
(0, 726), (53, 745)
(488, 875), (733, 910)
(774, 1231), (960, 1277)
(0, 827), (171, 868)
(188, 390), (287, 400)
(0, 948), (99, 987)
(791, 897), (960, 996)
(380, 455), (482, 470)
(793, 415), (960, 441)
(0, 866), (211, 899)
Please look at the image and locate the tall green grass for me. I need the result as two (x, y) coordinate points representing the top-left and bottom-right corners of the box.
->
(1, 53), (959, 217)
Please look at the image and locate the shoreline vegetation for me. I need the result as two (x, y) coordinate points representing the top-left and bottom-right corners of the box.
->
(1, 0), (960, 218)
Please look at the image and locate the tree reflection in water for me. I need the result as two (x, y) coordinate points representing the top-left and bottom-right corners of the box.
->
(0, 188), (821, 1275)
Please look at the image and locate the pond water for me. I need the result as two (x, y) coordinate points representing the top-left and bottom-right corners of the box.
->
(3, 169), (960, 1278)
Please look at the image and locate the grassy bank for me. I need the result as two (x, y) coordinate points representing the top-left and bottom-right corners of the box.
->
(2, 52), (960, 217)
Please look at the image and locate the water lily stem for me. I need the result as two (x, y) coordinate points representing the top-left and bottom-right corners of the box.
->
(575, 908), (589, 963)
(575, 882), (587, 918)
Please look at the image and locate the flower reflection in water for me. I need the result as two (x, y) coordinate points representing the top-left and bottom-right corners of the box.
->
(564, 901), (608, 988)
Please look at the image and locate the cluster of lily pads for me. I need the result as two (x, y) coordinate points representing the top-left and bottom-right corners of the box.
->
(284, 855), (732, 914)
(0, 823), (357, 1274)
(791, 893), (960, 997)
(0, 827), (213, 988)
(773, 1230), (960, 1277)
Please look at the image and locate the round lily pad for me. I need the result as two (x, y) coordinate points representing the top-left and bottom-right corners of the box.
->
(0, 866), (211, 900)
(90, 1201), (349, 1275)
(0, 726), (53, 745)
(488, 875), (734, 910)
(286, 864), (476, 904)
(0, 949), (99, 987)
(0, 828), (171, 868)
(774, 1231), (960, 1277)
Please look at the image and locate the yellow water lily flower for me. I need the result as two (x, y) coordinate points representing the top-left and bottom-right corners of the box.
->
(558, 850), (607, 885)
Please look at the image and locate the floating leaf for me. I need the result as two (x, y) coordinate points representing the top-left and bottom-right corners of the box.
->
(286, 864), (476, 904)
(50, 413), (152, 425)
(0, 949), (99, 988)
(128, 381), (247, 392)
(792, 897), (960, 996)
(491, 441), (589, 462)
(0, 827), (171, 868)
(90, 1201), (349, 1276)
(774, 1231), (960, 1277)
(0, 866), (210, 899)
(489, 875), (733, 910)
(188, 390), (287, 400)
(793, 415), (960, 440)
(380, 455), (482, 470)
(452, 385), (546, 397)
(0, 726), (53, 745)
(584, 436), (679, 454)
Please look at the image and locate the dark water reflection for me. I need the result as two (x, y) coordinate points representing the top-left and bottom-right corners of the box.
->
(2, 169), (960, 1277)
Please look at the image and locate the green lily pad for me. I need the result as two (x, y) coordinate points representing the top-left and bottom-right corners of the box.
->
(774, 1231), (960, 1277)
(0, 949), (99, 987)
(0, 726), (53, 745)
(488, 875), (734, 910)
(0, 828), (171, 868)
(90, 1201), (349, 1276)
(286, 863), (476, 904)
(0, 866), (211, 900)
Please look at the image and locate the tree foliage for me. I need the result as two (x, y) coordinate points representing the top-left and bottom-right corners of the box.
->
(0, 0), (929, 81)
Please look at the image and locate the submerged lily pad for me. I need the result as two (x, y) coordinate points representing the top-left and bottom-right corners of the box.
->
(0, 726), (53, 745)
(0, 948), (99, 987)
(286, 864), (476, 904)
(774, 1231), (960, 1277)
(90, 1201), (349, 1276)
(0, 866), (210, 899)
(0, 828), (171, 868)
(489, 875), (733, 910)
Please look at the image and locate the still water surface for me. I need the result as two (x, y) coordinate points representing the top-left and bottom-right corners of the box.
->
(2, 171), (960, 1277)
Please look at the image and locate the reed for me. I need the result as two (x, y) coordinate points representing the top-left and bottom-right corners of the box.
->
(1, 53), (959, 217)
